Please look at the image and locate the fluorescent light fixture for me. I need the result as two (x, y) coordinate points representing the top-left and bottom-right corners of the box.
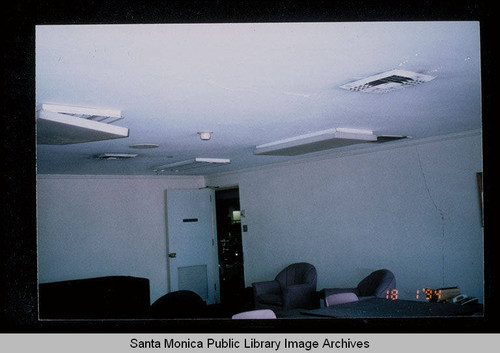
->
(374, 135), (408, 143)
(40, 104), (123, 123)
(129, 143), (160, 149)
(36, 104), (129, 145)
(340, 69), (435, 93)
(96, 153), (138, 160)
(254, 128), (377, 156)
(154, 158), (230, 174)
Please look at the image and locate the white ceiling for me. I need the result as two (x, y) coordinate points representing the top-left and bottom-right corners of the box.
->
(35, 21), (482, 175)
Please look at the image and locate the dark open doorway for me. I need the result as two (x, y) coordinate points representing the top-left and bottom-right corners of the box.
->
(215, 187), (247, 314)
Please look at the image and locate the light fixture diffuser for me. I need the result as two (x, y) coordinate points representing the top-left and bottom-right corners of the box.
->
(96, 153), (138, 160)
(39, 104), (123, 123)
(154, 158), (230, 174)
(129, 143), (160, 149)
(36, 104), (129, 145)
(254, 128), (377, 156)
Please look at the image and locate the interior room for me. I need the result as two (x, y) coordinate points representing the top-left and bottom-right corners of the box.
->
(34, 22), (485, 325)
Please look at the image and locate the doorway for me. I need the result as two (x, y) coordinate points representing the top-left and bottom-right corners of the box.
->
(165, 188), (217, 304)
(215, 187), (247, 313)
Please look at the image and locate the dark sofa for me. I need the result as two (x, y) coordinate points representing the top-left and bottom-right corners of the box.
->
(39, 276), (150, 319)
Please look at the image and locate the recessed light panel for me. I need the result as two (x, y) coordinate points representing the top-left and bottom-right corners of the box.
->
(129, 143), (160, 149)
(96, 153), (138, 160)
(154, 158), (230, 174)
(36, 104), (129, 145)
(254, 128), (377, 156)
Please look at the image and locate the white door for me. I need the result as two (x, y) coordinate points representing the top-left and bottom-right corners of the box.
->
(165, 188), (218, 304)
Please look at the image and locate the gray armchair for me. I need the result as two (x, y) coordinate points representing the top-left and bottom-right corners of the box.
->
(321, 269), (396, 304)
(252, 262), (317, 311)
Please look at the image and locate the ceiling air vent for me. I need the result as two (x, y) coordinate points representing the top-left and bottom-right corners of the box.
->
(340, 69), (435, 93)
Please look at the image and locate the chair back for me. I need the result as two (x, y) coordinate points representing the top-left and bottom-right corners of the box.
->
(357, 269), (396, 297)
(275, 262), (317, 289)
(325, 292), (359, 307)
(150, 290), (206, 318)
(232, 309), (277, 319)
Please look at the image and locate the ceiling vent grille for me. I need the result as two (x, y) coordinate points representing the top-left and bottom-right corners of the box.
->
(340, 69), (435, 93)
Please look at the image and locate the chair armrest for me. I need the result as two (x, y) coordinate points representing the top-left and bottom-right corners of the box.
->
(252, 280), (281, 298)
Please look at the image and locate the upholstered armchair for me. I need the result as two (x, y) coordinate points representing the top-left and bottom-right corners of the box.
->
(321, 269), (396, 304)
(252, 262), (318, 311)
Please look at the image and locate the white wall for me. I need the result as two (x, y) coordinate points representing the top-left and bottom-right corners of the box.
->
(206, 131), (484, 301)
(37, 131), (484, 305)
(36, 175), (205, 303)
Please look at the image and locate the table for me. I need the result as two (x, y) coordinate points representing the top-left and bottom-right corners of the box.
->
(300, 298), (482, 318)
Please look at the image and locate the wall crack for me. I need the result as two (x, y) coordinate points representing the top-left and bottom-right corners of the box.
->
(415, 146), (446, 286)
